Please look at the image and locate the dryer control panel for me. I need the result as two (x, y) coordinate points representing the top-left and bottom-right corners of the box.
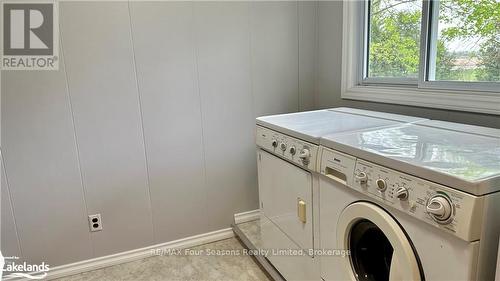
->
(320, 147), (484, 242)
(256, 126), (318, 172)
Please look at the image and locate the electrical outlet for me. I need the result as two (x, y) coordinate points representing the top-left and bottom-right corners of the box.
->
(88, 214), (102, 232)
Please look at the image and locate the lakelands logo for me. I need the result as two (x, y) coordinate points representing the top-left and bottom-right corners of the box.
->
(1, 253), (50, 280)
(1, 1), (59, 70)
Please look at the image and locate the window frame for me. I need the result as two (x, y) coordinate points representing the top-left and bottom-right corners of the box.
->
(341, 0), (500, 115)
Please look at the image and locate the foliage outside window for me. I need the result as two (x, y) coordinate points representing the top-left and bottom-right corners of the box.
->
(367, 0), (422, 79)
(366, 0), (500, 84)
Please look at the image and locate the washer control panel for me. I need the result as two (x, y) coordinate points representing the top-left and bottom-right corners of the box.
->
(320, 147), (484, 242)
(256, 126), (318, 171)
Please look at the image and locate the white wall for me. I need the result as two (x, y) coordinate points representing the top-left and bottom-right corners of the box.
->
(1, 1), (317, 266)
(316, 1), (500, 129)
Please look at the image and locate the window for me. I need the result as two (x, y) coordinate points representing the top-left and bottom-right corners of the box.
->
(342, 0), (500, 114)
(366, 0), (422, 81)
(427, 1), (499, 83)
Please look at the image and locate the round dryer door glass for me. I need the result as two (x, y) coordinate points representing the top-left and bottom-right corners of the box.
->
(350, 219), (393, 280)
(337, 202), (423, 281)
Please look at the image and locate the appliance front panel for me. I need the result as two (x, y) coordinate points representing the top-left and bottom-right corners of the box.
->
(319, 176), (480, 281)
(319, 147), (484, 242)
(258, 150), (313, 251)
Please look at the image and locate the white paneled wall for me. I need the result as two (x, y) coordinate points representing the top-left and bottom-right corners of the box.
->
(1, 1), (317, 266)
(1, 52), (92, 265)
(1, 154), (21, 260)
(194, 2), (257, 231)
(250, 2), (300, 117)
(129, 1), (207, 243)
(298, 1), (318, 111)
(60, 2), (154, 257)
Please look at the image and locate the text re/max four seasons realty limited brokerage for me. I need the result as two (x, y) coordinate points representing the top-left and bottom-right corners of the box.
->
(151, 248), (350, 257)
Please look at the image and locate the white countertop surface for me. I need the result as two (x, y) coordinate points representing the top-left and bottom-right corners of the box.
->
(256, 108), (426, 144)
(321, 123), (500, 195)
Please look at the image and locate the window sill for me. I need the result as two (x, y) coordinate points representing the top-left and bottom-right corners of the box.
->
(341, 85), (500, 115)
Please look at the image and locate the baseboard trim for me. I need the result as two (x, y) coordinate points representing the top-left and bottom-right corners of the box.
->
(8, 228), (234, 281)
(234, 209), (260, 224)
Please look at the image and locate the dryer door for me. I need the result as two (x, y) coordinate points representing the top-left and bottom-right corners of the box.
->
(258, 150), (313, 251)
(337, 202), (423, 281)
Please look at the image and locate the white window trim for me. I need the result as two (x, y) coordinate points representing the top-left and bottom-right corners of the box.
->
(341, 1), (500, 115)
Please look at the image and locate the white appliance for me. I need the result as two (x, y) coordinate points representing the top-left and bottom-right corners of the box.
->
(255, 108), (425, 281)
(318, 121), (500, 281)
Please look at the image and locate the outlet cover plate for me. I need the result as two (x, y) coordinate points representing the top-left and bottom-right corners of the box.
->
(88, 214), (103, 232)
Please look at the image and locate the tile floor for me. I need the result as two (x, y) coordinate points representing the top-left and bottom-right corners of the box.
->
(236, 220), (262, 249)
(55, 238), (271, 281)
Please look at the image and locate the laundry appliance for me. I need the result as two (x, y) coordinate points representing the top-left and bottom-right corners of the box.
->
(318, 121), (500, 281)
(254, 108), (426, 280)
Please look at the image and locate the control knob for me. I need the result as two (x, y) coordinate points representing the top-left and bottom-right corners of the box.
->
(271, 139), (278, 148)
(426, 195), (453, 223)
(376, 179), (387, 192)
(355, 172), (368, 184)
(395, 186), (409, 200)
(298, 148), (310, 164)
(280, 142), (287, 151)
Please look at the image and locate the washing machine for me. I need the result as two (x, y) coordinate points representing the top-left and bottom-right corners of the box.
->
(255, 108), (426, 281)
(318, 121), (500, 281)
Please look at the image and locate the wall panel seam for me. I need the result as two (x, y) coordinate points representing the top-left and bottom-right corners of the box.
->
(247, 2), (257, 119)
(313, 1), (319, 110)
(59, 18), (94, 257)
(191, 3), (210, 231)
(314, 1), (320, 109)
(126, 0), (155, 243)
(1, 152), (23, 257)
(297, 1), (301, 112)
